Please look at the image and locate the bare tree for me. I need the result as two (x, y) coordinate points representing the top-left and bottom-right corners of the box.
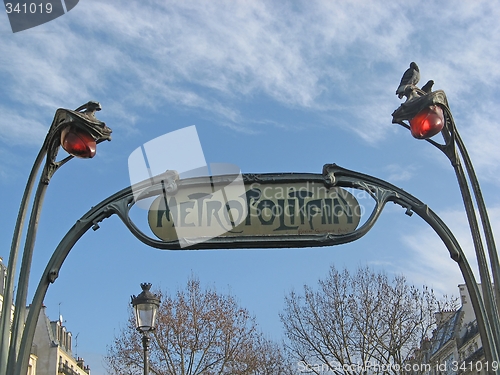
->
(281, 266), (457, 375)
(106, 278), (293, 375)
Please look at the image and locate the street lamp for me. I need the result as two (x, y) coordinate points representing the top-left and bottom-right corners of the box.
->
(0, 101), (112, 374)
(131, 283), (161, 375)
(392, 62), (500, 365)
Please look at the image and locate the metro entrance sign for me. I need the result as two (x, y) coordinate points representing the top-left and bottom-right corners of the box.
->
(13, 163), (499, 374)
(147, 173), (361, 245)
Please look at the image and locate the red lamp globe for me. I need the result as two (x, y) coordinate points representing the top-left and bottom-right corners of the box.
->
(409, 105), (445, 140)
(60, 126), (96, 158)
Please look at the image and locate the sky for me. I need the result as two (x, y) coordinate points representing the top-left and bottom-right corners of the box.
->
(1, 1), (500, 374)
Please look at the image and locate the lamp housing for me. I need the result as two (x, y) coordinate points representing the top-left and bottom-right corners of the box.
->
(409, 105), (445, 140)
(131, 283), (161, 333)
(60, 125), (97, 158)
(56, 101), (112, 159)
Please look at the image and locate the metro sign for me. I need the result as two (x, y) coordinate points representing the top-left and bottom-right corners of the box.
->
(147, 174), (361, 245)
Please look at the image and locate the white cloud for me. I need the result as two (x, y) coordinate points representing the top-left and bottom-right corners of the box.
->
(1, 0), (499, 174)
(0, 107), (47, 146)
(460, 107), (500, 186)
(384, 163), (419, 182)
(0, 2), (409, 120)
(399, 205), (500, 298)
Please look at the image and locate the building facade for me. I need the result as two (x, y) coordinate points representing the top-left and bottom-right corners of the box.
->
(32, 307), (91, 375)
(0, 258), (90, 375)
(407, 284), (486, 375)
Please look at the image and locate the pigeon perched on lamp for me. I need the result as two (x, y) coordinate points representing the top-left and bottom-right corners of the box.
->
(421, 80), (434, 93)
(396, 62), (420, 99)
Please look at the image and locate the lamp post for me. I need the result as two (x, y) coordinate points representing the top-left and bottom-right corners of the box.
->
(0, 102), (112, 374)
(392, 62), (500, 363)
(131, 283), (161, 375)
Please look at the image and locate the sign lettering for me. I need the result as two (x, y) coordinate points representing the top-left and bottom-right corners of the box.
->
(148, 180), (361, 242)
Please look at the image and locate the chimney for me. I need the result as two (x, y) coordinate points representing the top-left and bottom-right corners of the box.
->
(434, 310), (455, 326)
(77, 357), (84, 369)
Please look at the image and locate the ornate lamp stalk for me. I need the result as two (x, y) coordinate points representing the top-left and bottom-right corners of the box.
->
(393, 63), (500, 367)
(0, 102), (111, 375)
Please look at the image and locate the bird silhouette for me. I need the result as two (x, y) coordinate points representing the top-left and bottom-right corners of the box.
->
(421, 80), (434, 93)
(396, 62), (420, 99)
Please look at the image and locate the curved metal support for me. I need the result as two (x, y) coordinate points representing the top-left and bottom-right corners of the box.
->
(324, 165), (499, 367)
(105, 171), (400, 250)
(392, 86), (500, 348)
(7, 171), (51, 371)
(2, 103), (112, 375)
(0, 147), (45, 375)
(14, 164), (499, 374)
(14, 185), (126, 375)
(453, 121), (500, 314)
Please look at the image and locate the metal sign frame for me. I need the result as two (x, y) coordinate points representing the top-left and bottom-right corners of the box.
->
(13, 163), (499, 374)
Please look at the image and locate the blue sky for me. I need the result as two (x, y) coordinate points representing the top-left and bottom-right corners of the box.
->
(1, 1), (500, 374)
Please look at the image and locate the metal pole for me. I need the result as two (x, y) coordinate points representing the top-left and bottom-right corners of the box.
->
(1, 118), (71, 374)
(4, 103), (111, 373)
(452, 121), (500, 314)
(435, 111), (500, 347)
(13, 186), (124, 375)
(323, 164), (500, 372)
(392, 76), (500, 367)
(447, 143), (500, 345)
(0, 147), (45, 375)
(142, 333), (150, 375)
(438, 106), (500, 336)
(6, 167), (52, 374)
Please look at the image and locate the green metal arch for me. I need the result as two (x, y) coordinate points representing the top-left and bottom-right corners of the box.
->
(15, 164), (499, 374)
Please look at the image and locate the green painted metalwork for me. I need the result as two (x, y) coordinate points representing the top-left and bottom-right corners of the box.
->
(14, 164), (499, 374)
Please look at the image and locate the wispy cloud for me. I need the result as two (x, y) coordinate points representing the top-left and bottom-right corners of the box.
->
(0, 106), (47, 145)
(0, 2), (413, 130)
(384, 163), (419, 182)
(461, 107), (500, 186)
(398, 205), (500, 297)
(1, 1), (500, 179)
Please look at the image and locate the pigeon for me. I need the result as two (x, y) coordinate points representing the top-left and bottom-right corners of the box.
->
(396, 62), (420, 99)
(421, 80), (434, 93)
